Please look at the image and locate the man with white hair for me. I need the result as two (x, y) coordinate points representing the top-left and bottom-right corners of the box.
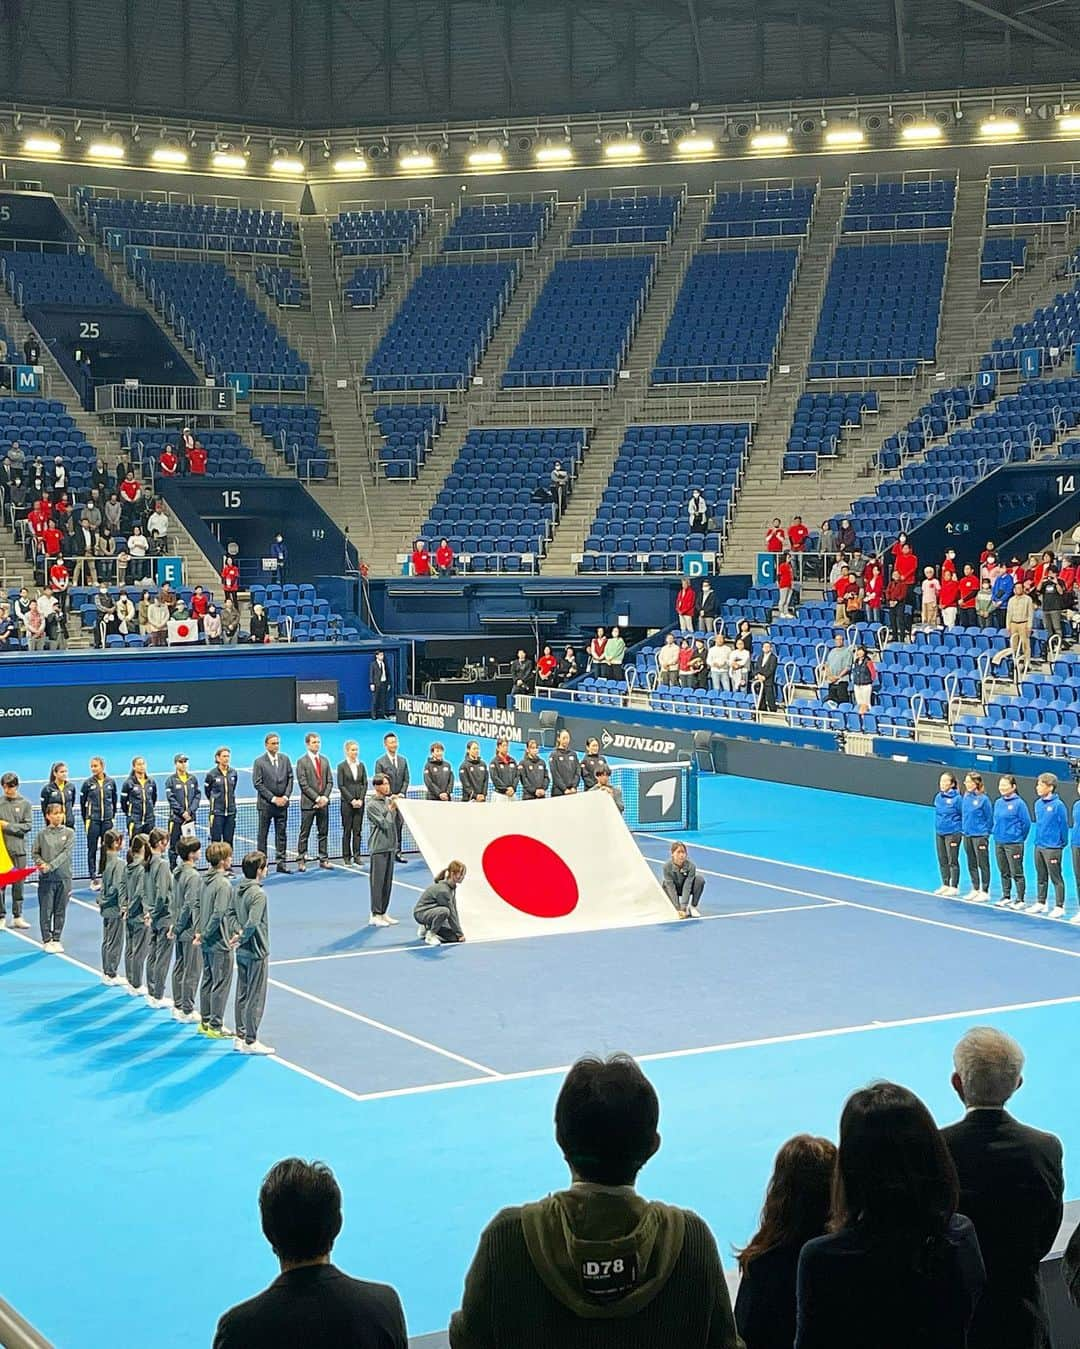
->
(942, 1026), (1063, 1349)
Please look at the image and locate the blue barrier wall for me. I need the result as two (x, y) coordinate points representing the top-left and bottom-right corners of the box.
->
(0, 192), (73, 243)
(366, 574), (752, 637)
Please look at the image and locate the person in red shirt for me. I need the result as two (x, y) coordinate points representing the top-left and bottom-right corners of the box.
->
(1060, 559), (1076, 592)
(765, 518), (786, 553)
(675, 577), (697, 632)
(33, 494), (53, 522)
(40, 523), (63, 557)
(186, 443), (208, 475)
(979, 541), (997, 567)
(536, 645), (558, 686)
(776, 553), (795, 617)
(411, 539), (432, 577)
(435, 537), (454, 576)
(787, 515), (809, 552)
(26, 503), (49, 537)
(221, 558), (240, 603)
(957, 564), (980, 627)
(158, 446), (179, 477)
(190, 585), (209, 620)
(885, 570), (912, 641)
(894, 543), (919, 586)
(939, 570), (961, 627)
(119, 472), (140, 505)
(1031, 551), (1054, 589)
(864, 561), (884, 624)
(941, 549), (958, 581)
(833, 567), (858, 625)
(52, 493), (71, 519)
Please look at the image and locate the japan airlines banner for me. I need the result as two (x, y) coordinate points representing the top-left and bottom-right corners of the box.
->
(397, 790), (672, 942)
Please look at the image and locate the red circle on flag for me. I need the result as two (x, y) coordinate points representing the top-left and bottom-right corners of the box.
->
(481, 834), (579, 918)
(177, 623), (190, 637)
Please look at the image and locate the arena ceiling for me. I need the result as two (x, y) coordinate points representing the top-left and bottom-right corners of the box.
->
(0, 0), (1078, 130)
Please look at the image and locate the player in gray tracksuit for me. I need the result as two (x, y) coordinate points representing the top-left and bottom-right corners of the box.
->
(98, 829), (126, 983)
(170, 836), (203, 1021)
(548, 731), (581, 797)
(423, 743), (454, 801)
(0, 772), (33, 927)
(459, 742), (489, 802)
(33, 803), (75, 950)
(662, 841), (705, 918)
(144, 828), (175, 1006)
(227, 850), (273, 1053)
(197, 841), (236, 1037)
(367, 777), (398, 925)
(414, 862), (466, 945)
(123, 833), (151, 992)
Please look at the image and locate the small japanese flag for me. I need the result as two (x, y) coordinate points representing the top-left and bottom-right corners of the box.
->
(168, 619), (199, 644)
(397, 791), (671, 942)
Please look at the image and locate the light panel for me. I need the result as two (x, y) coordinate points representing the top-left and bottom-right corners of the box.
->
(270, 157), (305, 174)
(24, 135), (62, 154)
(824, 128), (865, 146)
(88, 142), (124, 160)
(900, 123), (943, 141)
(750, 132), (790, 150)
(333, 156), (369, 173)
(212, 151), (247, 170)
(1058, 114), (1080, 133)
(467, 149), (504, 167)
(400, 152), (435, 170)
(979, 118), (1021, 137)
(151, 146), (189, 165)
(677, 136), (715, 154)
(536, 144), (573, 163)
(604, 140), (642, 158)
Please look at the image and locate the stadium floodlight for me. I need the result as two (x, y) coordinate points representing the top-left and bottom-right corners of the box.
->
(400, 151), (435, 170)
(152, 146), (189, 164)
(212, 151), (247, 170)
(333, 156), (368, 173)
(536, 143), (573, 163)
(467, 149), (504, 167)
(1057, 114), (1080, 133)
(23, 135), (62, 154)
(824, 127), (865, 146)
(900, 123), (942, 141)
(270, 157), (305, 174)
(604, 140), (642, 158)
(749, 131), (790, 150)
(87, 142), (124, 160)
(676, 136), (715, 154)
(979, 117), (1021, 138)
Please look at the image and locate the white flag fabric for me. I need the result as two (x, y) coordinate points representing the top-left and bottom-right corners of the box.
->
(397, 790), (672, 942)
(167, 618), (199, 644)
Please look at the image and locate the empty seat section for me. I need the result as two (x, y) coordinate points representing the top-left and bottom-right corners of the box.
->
(809, 241), (947, 378)
(331, 208), (429, 256)
(981, 279), (1080, 371)
(980, 236), (1028, 284)
(76, 190), (295, 255)
(344, 266), (390, 308)
(366, 261), (519, 392)
(570, 195), (680, 245)
(0, 397), (99, 494)
(704, 185), (816, 239)
(986, 171), (1080, 227)
(2, 251), (123, 307)
(249, 404), (330, 478)
(372, 402), (447, 479)
(442, 202), (551, 252)
(843, 178), (956, 232)
(653, 249), (797, 384)
(872, 382), (993, 471)
(782, 391), (879, 474)
(502, 256), (655, 389)
(255, 265), (305, 306)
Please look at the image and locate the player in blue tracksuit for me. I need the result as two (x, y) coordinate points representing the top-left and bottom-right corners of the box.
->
(41, 762), (76, 828)
(961, 772), (994, 901)
(121, 757), (157, 837)
(80, 757), (118, 891)
(992, 774), (1032, 909)
(1030, 772), (1069, 916)
(165, 753), (201, 868)
(932, 772), (963, 897)
(204, 746), (238, 846)
(1071, 798), (1080, 924)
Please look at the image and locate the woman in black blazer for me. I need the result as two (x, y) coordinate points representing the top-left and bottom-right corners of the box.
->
(735, 1134), (836, 1349)
(795, 1082), (985, 1349)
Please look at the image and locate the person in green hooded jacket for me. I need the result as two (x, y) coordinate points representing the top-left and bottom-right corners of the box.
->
(450, 1053), (742, 1349)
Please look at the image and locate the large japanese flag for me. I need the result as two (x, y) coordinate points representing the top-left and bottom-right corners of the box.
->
(397, 791), (672, 942)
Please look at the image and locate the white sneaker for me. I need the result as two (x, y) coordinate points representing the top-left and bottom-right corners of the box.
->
(968, 891), (988, 903)
(383, 914), (399, 925)
(933, 885), (949, 896)
(689, 905), (702, 917)
(233, 1038), (249, 1052)
(41, 940), (56, 952)
(129, 984), (148, 997)
(1047, 907), (1065, 920)
(171, 1006), (187, 1021)
(247, 1040), (275, 1055)
(183, 1010), (201, 1023)
(416, 924), (427, 940)
(996, 897), (1014, 908)
(89, 878), (102, 892)
(1009, 898), (1027, 910)
(962, 889), (979, 901)
(102, 973), (119, 986)
(1070, 913), (1080, 925)
(370, 914), (390, 927)
(424, 931), (441, 946)
(943, 886), (960, 898)
(146, 996), (164, 1009)
(1028, 902), (1049, 916)
(12, 917), (29, 929)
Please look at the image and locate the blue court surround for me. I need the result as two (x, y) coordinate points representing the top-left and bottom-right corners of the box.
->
(3, 719), (1080, 1346)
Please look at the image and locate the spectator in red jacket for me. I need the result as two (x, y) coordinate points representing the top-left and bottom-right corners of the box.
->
(979, 540), (997, 567)
(536, 645), (558, 686)
(1031, 551), (1054, 589)
(894, 543), (919, 586)
(833, 566), (858, 625)
(788, 515), (809, 552)
(26, 502), (49, 537)
(885, 570), (912, 641)
(435, 538), (454, 576)
(765, 518), (786, 553)
(411, 539), (432, 577)
(776, 553), (795, 617)
(186, 443), (208, 475)
(119, 471), (140, 506)
(675, 577), (697, 632)
(40, 522), (63, 558)
(158, 446), (179, 477)
(864, 561), (884, 624)
(221, 558), (240, 603)
(957, 564), (980, 627)
(939, 570), (961, 627)
(190, 585), (209, 620)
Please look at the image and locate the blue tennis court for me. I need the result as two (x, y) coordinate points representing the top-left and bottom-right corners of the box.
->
(4, 720), (1080, 1346)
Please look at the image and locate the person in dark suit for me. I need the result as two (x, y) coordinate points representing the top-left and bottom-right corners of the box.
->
(212, 1157), (407, 1349)
(369, 650), (391, 719)
(296, 732), (333, 871)
(751, 641), (779, 713)
(374, 731), (409, 863)
(941, 1027), (1063, 1349)
(253, 732), (294, 873)
(734, 1134), (836, 1349)
(795, 1081), (985, 1349)
(336, 741), (368, 868)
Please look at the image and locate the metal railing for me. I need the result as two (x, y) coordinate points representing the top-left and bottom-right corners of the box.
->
(95, 384), (237, 415)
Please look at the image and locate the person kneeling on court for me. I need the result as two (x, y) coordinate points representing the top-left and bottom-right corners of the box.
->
(227, 850), (274, 1055)
(415, 861), (466, 946)
(196, 841), (236, 1039)
(662, 842), (704, 919)
(449, 1053), (740, 1348)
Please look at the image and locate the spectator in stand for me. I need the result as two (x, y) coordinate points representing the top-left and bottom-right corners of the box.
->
(250, 603), (271, 644)
(788, 515), (809, 556)
(73, 516), (97, 586)
(221, 558), (240, 606)
(409, 539), (431, 577)
(146, 593), (169, 647)
(450, 1054), (740, 1349)
(939, 567), (961, 628)
(776, 553), (794, 618)
(736, 618), (754, 660)
(104, 493), (123, 535)
(558, 646), (579, 683)
(843, 582), (864, 626)
(735, 1135), (837, 1349)
(0, 604), (13, 651)
(157, 444), (179, 477)
(864, 561), (884, 626)
(118, 469), (141, 518)
(942, 1027), (1063, 1349)
(190, 586), (210, 625)
(921, 566), (941, 629)
(22, 334), (40, 365)
(675, 577), (697, 632)
(886, 569), (912, 642)
(7, 474), (27, 519)
(29, 457), (46, 497)
(187, 440), (208, 475)
(137, 590), (152, 633)
(820, 633), (853, 703)
(658, 633), (680, 684)
(270, 533), (287, 582)
(850, 646), (875, 724)
(752, 641), (779, 713)
(605, 627), (626, 682)
(707, 634), (733, 693)
(179, 426), (197, 472)
(222, 598), (241, 646)
(832, 565), (856, 626)
(587, 626), (607, 673)
(687, 487), (709, 536)
(212, 1158), (407, 1349)
(974, 578), (994, 628)
(115, 590), (136, 634)
(818, 519), (837, 559)
(991, 582), (1035, 670)
(6, 440), (24, 476)
(48, 560), (70, 619)
(146, 501), (170, 554)
(12, 587), (31, 637)
(1039, 570), (1066, 649)
(765, 518), (786, 553)
(535, 645), (558, 689)
(48, 456), (67, 499)
(550, 460), (569, 515)
(435, 538), (454, 576)
(837, 518), (856, 552)
(730, 637), (751, 692)
(126, 526), (150, 582)
(700, 579), (716, 633)
(989, 564), (1014, 630)
(90, 459), (109, 493)
(26, 497), (50, 538)
(795, 1082), (984, 1348)
(510, 649), (535, 695)
(676, 639), (695, 689)
(25, 600), (45, 651)
(894, 542), (919, 589)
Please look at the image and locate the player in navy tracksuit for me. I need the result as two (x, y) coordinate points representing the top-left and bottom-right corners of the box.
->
(961, 772), (994, 901)
(992, 775), (1032, 909)
(204, 746), (238, 846)
(121, 758), (157, 838)
(1071, 798), (1080, 924)
(165, 754), (201, 867)
(1030, 772), (1069, 916)
(41, 762), (76, 828)
(932, 772), (963, 897)
(80, 757), (117, 891)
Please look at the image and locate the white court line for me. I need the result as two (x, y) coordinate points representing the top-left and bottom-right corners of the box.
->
(266, 977), (501, 1077)
(637, 837), (1080, 963)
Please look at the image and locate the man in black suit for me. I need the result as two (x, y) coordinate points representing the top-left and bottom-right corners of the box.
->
(942, 1026), (1064, 1349)
(751, 640), (780, 713)
(374, 731), (409, 863)
(369, 650), (391, 719)
(213, 1157), (407, 1349)
(253, 732), (294, 874)
(296, 732), (333, 872)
